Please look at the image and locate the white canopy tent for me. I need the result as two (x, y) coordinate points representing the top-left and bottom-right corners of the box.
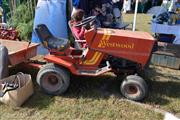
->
(132, 0), (177, 31)
(132, 0), (138, 31)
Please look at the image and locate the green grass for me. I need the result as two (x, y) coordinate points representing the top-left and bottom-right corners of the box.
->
(145, 66), (180, 115)
(122, 13), (152, 33)
(0, 73), (164, 120)
(123, 14), (180, 115)
(0, 14), (179, 120)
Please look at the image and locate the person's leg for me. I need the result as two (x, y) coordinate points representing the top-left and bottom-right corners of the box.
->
(127, 0), (131, 12)
(132, 1), (135, 11)
(123, 0), (127, 13)
(152, 0), (155, 6)
(138, 2), (143, 13)
(142, 3), (145, 13)
(2, 11), (6, 23)
(119, 1), (124, 10)
(146, 1), (152, 12)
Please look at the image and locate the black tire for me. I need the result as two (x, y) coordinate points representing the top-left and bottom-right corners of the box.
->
(36, 63), (70, 95)
(120, 75), (148, 101)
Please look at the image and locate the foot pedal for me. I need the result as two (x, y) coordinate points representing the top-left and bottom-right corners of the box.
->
(79, 61), (111, 76)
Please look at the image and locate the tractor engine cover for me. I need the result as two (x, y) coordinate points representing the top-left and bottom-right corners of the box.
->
(85, 28), (156, 67)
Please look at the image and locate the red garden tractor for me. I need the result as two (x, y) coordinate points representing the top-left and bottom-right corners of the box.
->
(35, 16), (156, 101)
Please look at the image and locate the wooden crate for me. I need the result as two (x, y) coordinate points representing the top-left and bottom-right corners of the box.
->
(151, 42), (180, 70)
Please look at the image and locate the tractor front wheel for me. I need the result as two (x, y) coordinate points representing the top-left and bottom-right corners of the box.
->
(36, 63), (70, 95)
(120, 75), (148, 101)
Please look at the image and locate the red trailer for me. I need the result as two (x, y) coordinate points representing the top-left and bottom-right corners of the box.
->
(0, 39), (39, 66)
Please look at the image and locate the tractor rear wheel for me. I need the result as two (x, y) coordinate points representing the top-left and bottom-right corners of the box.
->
(36, 63), (70, 95)
(120, 75), (148, 101)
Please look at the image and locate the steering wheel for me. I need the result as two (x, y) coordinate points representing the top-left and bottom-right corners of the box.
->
(75, 16), (96, 27)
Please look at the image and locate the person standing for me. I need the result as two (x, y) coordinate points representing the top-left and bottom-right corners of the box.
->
(123, 0), (132, 13)
(0, 0), (2, 23)
(0, 7), (3, 23)
(152, 0), (158, 6)
(139, 0), (148, 13)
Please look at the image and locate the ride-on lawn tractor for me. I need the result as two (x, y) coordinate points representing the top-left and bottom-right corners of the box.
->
(35, 16), (156, 101)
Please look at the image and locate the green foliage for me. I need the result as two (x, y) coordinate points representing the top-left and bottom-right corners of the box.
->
(8, 3), (34, 41)
(16, 20), (33, 40)
(2, 0), (10, 13)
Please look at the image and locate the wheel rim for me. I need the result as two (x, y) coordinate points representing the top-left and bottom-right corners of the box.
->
(42, 72), (64, 92)
(124, 84), (140, 97)
(48, 75), (59, 85)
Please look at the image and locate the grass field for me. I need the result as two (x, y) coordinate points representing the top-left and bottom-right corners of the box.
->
(0, 14), (180, 120)
(0, 72), (164, 120)
(123, 13), (152, 33)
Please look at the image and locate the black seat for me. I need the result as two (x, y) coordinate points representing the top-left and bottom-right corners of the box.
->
(35, 24), (69, 51)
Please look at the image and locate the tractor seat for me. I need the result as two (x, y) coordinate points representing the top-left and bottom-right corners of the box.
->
(35, 24), (69, 51)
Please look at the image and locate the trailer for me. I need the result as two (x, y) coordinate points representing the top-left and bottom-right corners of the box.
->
(0, 39), (39, 66)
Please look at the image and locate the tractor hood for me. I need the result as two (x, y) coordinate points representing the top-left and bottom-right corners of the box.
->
(85, 28), (156, 67)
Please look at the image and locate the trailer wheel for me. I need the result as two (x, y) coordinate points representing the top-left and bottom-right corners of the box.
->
(120, 75), (148, 101)
(36, 63), (70, 95)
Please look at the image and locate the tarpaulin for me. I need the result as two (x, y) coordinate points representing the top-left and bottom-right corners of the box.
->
(31, 0), (68, 55)
(72, 0), (80, 7)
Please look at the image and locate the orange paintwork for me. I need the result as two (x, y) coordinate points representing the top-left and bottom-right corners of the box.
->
(85, 28), (156, 66)
(44, 54), (78, 75)
(44, 28), (156, 76)
(79, 50), (104, 66)
(0, 39), (39, 65)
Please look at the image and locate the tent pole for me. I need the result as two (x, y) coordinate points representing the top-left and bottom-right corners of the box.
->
(169, 0), (174, 11)
(133, 0), (138, 31)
